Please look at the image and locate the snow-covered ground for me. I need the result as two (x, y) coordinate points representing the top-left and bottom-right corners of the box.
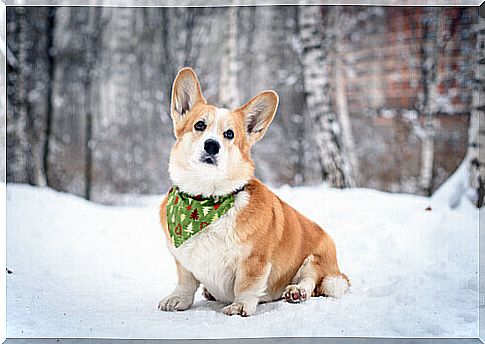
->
(6, 175), (479, 338)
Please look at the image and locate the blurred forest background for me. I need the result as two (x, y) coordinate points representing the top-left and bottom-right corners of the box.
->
(5, 6), (483, 204)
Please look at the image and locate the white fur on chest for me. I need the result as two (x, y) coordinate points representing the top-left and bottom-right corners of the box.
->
(167, 191), (249, 303)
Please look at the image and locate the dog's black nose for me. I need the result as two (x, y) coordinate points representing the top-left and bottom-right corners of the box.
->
(204, 139), (220, 155)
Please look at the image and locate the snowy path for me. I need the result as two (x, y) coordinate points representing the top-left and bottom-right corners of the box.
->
(6, 183), (479, 338)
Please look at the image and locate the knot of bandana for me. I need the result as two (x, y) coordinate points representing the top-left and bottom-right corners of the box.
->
(166, 186), (235, 248)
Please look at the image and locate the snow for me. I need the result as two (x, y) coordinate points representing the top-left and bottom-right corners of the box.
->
(435, 158), (478, 209)
(6, 180), (479, 338)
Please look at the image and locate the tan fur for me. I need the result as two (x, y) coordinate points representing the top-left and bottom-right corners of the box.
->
(159, 67), (348, 316)
(234, 178), (346, 300)
(159, 196), (170, 243)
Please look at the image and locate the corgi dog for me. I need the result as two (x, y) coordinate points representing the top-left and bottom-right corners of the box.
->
(158, 67), (349, 317)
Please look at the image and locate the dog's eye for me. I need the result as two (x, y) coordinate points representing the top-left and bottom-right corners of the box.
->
(194, 120), (206, 131)
(223, 129), (234, 140)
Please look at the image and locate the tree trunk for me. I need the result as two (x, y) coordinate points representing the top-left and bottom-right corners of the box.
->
(6, 7), (51, 186)
(298, 6), (354, 188)
(289, 6), (307, 185)
(331, 6), (359, 186)
(47, 8), (91, 197)
(83, 8), (103, 200)
(219, 6), (239, 109)
(183, 9), (197, 67)
(418, 8), (448, 196)
(43, 8), (56, 188)
(9, 7), (29, 183)
(467, 11), (485, 207)
(93, 8), (136, 201)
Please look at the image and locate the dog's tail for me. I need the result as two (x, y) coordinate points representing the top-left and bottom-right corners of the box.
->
(317, 273), (350, 298)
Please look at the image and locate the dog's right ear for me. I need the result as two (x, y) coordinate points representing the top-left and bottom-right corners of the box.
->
(170, 67), (206, 137)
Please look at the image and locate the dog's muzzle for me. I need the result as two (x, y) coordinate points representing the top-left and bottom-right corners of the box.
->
(201, 154), (217, 165)
(201, 139), (220, 165)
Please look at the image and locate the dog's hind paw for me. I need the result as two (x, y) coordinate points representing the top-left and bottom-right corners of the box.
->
(158, 294), (193, 312)
(284, 284), (309, 303)
(222, 301), (256, 317)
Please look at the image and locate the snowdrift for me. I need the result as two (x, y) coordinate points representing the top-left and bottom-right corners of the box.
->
(6, 182), (479, 338)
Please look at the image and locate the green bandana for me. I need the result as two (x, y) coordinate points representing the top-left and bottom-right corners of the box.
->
(166, 186), (236, 248)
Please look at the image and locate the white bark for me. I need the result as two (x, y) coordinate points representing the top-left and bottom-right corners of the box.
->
(298, 6), (354, 188)
(419, 8), (447, 195)
(466, 12), (485, 207)
(332, 6), (359, 185)
(219, 7), (239, 109)
(419, 135), (435, 193)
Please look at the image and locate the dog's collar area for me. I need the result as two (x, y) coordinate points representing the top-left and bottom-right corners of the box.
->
(167, 185), (244, 248)
(233, 184), (246, 195)
(172, 184), (246, 201)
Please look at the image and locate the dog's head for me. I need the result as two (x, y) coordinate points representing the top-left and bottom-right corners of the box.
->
(168, 67), (279, 197)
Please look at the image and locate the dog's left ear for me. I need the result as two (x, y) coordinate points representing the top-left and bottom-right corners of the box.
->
(236, 90), (279, 142)
(171, 67), (206, 137)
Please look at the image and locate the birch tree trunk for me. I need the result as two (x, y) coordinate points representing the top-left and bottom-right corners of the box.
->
(419, 8), (447, 196)
(219, 6), (239, 109)
(418, 9), (437, 196)
(298, 6), (354, 188)
(331, 6), (360, 185)
(467, 12), (485, 207)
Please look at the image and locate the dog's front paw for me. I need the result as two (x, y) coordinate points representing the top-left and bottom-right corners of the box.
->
(284, 284), (309, 303)
(222, 302), (256, 317)
(158, 294), (193, 312)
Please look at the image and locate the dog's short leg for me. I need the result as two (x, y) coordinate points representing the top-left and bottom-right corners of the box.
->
(158, 261), (199, 312)
(222, 255), (271, 317)
(284, 255), (317, 303)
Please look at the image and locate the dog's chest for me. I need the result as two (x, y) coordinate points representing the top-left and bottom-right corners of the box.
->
(168, 201), (247, 303)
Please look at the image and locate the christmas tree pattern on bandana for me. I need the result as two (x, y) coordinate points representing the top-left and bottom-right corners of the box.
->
(166, 186), (235, 248)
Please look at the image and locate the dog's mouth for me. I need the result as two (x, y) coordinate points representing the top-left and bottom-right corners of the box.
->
(200, 154), (217, 166)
